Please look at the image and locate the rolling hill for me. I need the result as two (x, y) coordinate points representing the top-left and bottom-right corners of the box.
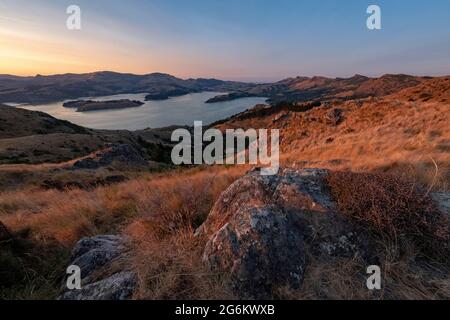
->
(0, 71), (255, 104)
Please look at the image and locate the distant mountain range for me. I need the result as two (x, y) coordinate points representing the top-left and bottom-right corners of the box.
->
(0, 71), (254, 104)
(0, 71), (445, 105)
(239, 73), (429, 104)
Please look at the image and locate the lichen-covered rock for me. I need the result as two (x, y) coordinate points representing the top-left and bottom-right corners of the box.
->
(70, 235), (125, 281)
(59, 272), (136, 300)
(203, 205), (307, 299)
(198, 168), (373, 298)
(60, 235), (136, 300)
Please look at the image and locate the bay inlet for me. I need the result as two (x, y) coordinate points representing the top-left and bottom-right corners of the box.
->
(16, 92), (267, 130)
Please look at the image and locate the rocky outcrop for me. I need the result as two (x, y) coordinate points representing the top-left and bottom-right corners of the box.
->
(72, 144), (148, 170)
(70, 235), (126, 281)
(60, 272), (136, 300)
(197, 168), (373, 299)
(59, 235), (136, 300)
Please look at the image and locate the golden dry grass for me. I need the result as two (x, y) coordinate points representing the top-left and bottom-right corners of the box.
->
(2, 161), (449, 299)
(328, 170), (450, 258)
(0, 165), (245, 246)
(127, 229), (236, 299)
(390, 76), (450, 103)
(0, 165), (244, 299)
(122, 166), (244, 299)
(218, 98), (450, 190)
(1, 95), (450, 299)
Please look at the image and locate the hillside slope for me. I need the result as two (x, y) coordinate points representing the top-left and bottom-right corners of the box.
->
(0, 104), (90, 139)
(215, 81), (450, 188)
(389, 76), (450, 103)
(209, 74), (426, 104)
(0, 104), (172, 165)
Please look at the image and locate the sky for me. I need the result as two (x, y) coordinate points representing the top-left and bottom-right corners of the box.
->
(1, 0), (450, 81)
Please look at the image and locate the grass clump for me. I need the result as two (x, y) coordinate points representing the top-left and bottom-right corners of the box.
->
(327, 170), (450, 261)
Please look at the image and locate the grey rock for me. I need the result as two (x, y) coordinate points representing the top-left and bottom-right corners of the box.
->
(72, 235), (123, 259)
(60, 235), (136, 300)
(431, 192), (450, 216)
(198, 168), (373, 298)
(71, 235), (125, 281)
(59, 272), (136, 300)
(203, 205), (307, 299)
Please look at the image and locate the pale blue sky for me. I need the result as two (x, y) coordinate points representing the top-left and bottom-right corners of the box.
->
(1, 0), (449, 81)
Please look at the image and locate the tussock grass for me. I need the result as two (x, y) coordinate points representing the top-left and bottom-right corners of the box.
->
(266, 170), (450, 300)
(0, 165), (244, 299)
(327, 171), (450, 261)
(1, 164), (449, 299)
(123, 166), (244, 299)
(127, 229), (235, 299)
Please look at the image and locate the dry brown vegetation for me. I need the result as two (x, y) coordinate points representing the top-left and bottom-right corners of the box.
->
(390, 76), (450, 103)
(218, 97), (450, 190)
(2, 162), (449, 299)
(328, 170), (450, 259)
(0, 165), (245, 299)
(127, 95), (450, 300)
(325, 170), (450, 299)
(1, 85), (450, 299)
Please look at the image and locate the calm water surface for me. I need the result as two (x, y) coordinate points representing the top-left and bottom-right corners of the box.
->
(16, 92), (267, 130)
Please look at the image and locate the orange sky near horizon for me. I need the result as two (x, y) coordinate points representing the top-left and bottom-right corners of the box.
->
(0, 3), (260, 81)
(2, 1), (450, 81)
(0, 22), (250, 80)
(0, 23), (181, 77)
(0, 7), (215, 79)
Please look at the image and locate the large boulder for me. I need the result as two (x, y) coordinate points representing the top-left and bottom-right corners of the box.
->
(202, 205), (307, 299)
(72, 144), (147, 170)
(197, 168), (373, 299)
(70, 235), (126, 281)
(59, 235), (136, 300)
